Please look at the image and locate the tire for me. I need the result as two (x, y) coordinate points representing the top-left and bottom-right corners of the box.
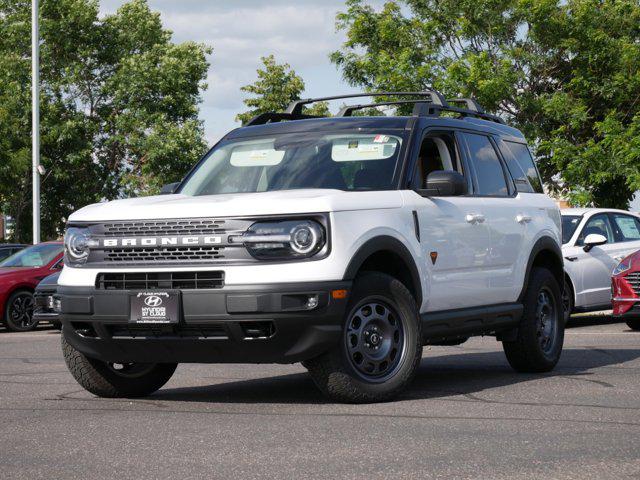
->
(562, 278), (574, 324)
(626, 318), (640, 331)
(304, 272), (422, 403)
(503, 267), (564, 373)
(3, 290), (38, 332)
(61, 335), (177, 398)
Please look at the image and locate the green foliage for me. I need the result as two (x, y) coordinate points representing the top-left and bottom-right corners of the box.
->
(237, 55), (332, 124)
(332, 0), (640, 208)
(0, 0), (210, 241)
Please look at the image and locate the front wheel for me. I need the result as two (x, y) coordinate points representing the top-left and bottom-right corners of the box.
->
(305, 272), (422, 403)
(503, 267), (564, 373)
(61, 335), (177, 398)
(626, 318), (640, 331)
(3, 290), (38, 332)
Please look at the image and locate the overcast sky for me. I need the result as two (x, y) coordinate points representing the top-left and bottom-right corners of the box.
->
(100, 0), (385, 144)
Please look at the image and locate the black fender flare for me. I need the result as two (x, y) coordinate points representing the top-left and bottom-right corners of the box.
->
(517, 236), (564, 302)
(343, 235), (423, 306)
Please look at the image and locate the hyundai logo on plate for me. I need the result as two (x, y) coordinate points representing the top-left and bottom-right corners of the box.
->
(143, 295), (163, 307)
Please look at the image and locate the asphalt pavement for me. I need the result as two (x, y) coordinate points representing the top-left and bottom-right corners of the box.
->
(1, 313), (640, 480)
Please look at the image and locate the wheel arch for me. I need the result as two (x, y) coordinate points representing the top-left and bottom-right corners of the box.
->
(343, 235), (423, 307)
(518, 236), (564, 303)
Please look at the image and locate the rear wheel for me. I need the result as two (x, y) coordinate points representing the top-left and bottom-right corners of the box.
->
(305, 272), (422, 403)
(3, 290), (38, 332)
(503, 267), (564, 373)
(626, 318), (640, 331)
(61, 335), (177, 398)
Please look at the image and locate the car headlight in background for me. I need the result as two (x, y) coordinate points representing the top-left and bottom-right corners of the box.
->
(613, 256), (633, 276)
(232, 219), (327, 260)
(64, 227), (97, 266)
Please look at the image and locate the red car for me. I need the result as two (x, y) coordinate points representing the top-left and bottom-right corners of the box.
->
(0, 242), (63, 331)
(612, 249), (640, 331)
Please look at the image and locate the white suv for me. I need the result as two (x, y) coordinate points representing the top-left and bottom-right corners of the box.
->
(561, 208), (640, 321)
(58, 92), (565, 403)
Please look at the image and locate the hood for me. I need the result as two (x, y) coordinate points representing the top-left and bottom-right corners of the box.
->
(68, 189), (404, 222)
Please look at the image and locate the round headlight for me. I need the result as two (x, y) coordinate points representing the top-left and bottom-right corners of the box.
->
(290, 222), (322, 254)
(64, 227), (92, 264)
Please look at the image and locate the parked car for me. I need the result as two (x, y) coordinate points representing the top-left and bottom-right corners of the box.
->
(561, 208), (640, 322)
(58, 91), (565, 403)
(33, 271), (61, 329)
(0, 242), (63, 331)
(0, 244), (27, 262)
(612, 250), (640, 330)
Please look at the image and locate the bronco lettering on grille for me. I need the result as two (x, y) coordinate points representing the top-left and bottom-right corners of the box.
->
(102, 236), (223, 247)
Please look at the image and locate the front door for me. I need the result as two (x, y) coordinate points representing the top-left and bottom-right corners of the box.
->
(406, 130), (492, 312)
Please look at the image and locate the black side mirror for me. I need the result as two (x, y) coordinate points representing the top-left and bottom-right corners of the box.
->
(417, 170), (467, 197)
(160, 182), (180, 195)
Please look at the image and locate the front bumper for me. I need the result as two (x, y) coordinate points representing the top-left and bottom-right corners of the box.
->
(59, 281), (351, 364)
(34, 290), (60, 323)
(612, 298), (640, 318)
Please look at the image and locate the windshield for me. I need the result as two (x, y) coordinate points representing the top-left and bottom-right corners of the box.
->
(0, 243), (62, 267)
(561, 215), (582, 244)
(180, 131), (405, 196)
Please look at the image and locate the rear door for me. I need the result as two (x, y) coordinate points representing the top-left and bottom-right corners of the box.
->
(459, 132), (528, 305)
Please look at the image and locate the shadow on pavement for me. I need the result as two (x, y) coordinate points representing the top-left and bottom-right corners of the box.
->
(153, 346), (640, 404)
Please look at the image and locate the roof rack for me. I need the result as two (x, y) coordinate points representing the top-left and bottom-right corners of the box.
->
(245, 90), (504, 126)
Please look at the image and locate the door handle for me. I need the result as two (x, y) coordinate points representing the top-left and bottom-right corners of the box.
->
(466, 214), (485, 224)
(516, 214), (532, 224)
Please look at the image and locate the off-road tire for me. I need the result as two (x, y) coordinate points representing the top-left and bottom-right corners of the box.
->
(62, 335), (177, 398)
(626, 318), (640, 331)
(305, 272), (422, 403)
(503, 267), (564, 373)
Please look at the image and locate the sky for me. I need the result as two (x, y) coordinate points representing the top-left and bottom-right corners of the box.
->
(100, 0), (384, 144)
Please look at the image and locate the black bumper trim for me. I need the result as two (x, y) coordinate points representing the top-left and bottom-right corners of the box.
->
(59, 281), (351, 364)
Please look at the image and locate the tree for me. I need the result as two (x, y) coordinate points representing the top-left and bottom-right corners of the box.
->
(0, 0), (211, 241)
(236, 55), (330, 125)
(331, 0), (640, 208)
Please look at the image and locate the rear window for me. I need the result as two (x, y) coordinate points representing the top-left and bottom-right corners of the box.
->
(502, 141), (543, 193)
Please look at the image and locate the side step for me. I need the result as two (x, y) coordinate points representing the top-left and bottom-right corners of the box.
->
(421, 303), (523, 344)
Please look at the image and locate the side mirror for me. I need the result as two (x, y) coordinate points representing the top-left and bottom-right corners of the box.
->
(583, 233), (607, 252)
(417, 170), (467, 197)
(160, 182), (180, 195)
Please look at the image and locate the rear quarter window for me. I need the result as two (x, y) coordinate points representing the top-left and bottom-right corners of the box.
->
(501, 141), (544, 194)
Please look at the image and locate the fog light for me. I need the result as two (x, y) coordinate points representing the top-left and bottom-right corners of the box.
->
(53, 298), (62, 313)
(46, 295), (55, 310)
(306, 295), (319, 309)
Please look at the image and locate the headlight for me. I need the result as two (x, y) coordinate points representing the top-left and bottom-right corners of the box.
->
(613, 257), (633, 276)
(64, 227), (97, 266)
(233, 219), (326, 260)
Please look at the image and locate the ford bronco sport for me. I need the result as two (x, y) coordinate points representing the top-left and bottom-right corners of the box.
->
(59, 91), (564, 403)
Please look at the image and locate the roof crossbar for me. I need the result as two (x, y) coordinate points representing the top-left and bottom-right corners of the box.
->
(337, 100), (434, 117)
(285, 91), (448, 116)
(446, 98), (486, 113)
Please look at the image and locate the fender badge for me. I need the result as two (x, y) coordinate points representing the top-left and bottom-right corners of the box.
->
(430, 252), (438, 265)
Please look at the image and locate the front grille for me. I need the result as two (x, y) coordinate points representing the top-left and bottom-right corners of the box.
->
(626, 272), (640, 295)
(102, 219), (226, 237)
(96, 271), (225, 290)
(104, 246), (225, 263)
(107, 323), (228, 339)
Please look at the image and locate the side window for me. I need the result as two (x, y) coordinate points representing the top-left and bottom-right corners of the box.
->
(577, 214), (615, 246)
(463, 133), (509, 196)
(412, 132), (462, 189)
(610, 214), (640, 242)
(500, 141), (543, 194)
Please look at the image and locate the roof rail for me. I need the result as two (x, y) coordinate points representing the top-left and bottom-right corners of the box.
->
(244, 112), (320, 127)
(285, 91), (448, 116)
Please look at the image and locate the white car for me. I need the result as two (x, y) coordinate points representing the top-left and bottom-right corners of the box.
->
(561, 208), (640, 321)
(56, 91), (565, 403)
